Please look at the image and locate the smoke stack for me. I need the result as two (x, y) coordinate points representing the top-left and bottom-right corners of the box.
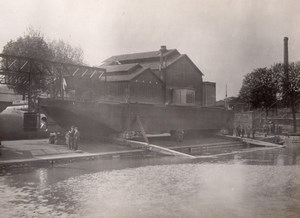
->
(284, 37), (289, 73)
(159, 46), (167, 102)
(160, 45), (167, 54)
(160, 46), (167, 68)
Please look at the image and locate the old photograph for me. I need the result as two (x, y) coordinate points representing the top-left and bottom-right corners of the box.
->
(0, 0), (300, 217)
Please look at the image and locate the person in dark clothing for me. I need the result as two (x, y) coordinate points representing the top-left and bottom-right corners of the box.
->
(271, 122), (275, 134)
(246, 126), (251, 138)
(74, 127), (80, 150)
(68, 126), (75, 150)
(236, 125), (241, 137)
(241, 126), (245, 138)
(252, 128), (256, 139)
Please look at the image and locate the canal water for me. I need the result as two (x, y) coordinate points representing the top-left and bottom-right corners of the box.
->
(1, 140), (300, 218)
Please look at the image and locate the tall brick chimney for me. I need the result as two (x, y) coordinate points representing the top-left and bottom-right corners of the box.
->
(284, 37), (289, 74)
(159, 45), (167, 81)
(160, 45), (167, 69)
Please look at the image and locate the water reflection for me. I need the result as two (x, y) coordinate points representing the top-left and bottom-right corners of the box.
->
(2, 163), (299, 217)
(0, 141), (300, 217)
(36, 169), (48, 189)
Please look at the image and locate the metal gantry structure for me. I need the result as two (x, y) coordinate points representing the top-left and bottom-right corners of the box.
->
(0, 53), (106, 111)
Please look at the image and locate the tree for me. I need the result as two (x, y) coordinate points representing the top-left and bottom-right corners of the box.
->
(2, 28), (52, 100)
(46, 40), (84, 98)
(225, 96), (247, 111)
(271, 62), (300, 133)
(49, 39), (84, 65)
(1, 28), (85, 109)
(239, 67), (280, 115)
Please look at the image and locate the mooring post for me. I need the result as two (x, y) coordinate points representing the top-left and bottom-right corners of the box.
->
(28, 60), (33, 112)
(136, 115), (149, 144)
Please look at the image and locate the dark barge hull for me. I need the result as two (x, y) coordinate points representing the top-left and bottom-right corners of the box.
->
(40, 99), (233, 136)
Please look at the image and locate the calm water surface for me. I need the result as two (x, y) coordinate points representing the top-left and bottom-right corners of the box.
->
(1, 141), (300, 218)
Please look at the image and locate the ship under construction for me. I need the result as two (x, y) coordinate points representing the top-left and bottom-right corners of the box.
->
(40, 46), (233, 139)
(0, 46), (233, 140)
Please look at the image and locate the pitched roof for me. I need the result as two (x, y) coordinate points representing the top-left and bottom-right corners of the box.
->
(100, 64), (163, 83)
(167, 54), (204, 75)
(102, 67), (147, 82)
(101, 67), (162, 82)
(136, 54), (203, 75)
(102, 49), (180, 65)
(101, 48), (203, 76)
(104, 63), (140, 73)
(132, 54), (182, 70)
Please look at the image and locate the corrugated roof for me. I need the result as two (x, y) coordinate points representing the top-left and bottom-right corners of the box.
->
(96, 47), (205, 84)
(102, 49), (179, 65)
(101, 48), (203, 76)
(101, 67), (162, 82)
(137, 54), (184, 70)
(103, 67), (146, 82)
(68, 61), (163, 82)
(103, 63), (139, 73)
(131, 54), (203, 75)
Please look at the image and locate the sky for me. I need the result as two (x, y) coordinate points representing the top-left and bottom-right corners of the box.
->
(0, 0), (300, 100)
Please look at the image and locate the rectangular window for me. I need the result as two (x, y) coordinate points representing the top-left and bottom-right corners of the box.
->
(186, 90), (195, 104)
(173, 88), (195, 105)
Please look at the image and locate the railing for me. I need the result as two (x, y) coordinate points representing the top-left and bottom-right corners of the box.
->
(0, 53), (106, 111)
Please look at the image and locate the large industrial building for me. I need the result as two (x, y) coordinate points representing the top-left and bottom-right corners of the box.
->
(65, 46), (216, 107)
(40, 47), (230, 137)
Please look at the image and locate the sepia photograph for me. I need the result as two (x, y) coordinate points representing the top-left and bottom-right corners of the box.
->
(0, 0), (300, 217)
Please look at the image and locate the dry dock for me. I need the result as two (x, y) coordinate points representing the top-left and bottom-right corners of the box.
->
(0, 139), (150, 170)
(0, 134), (287, 171)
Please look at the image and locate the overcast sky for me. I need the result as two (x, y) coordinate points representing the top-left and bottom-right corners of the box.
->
(1, 0), (300, 100)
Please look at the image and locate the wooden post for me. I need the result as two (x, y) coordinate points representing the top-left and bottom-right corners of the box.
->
(60, 65), (64, 99)
(28, 61), (33, 112)
(136, 115), (149, 144)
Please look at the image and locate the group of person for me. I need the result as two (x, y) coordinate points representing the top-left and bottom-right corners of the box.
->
(235, 121), (282, 139)
(263, 121), (281, 136)
(66, 126), (80, 150)
(235, 125), (256, 138)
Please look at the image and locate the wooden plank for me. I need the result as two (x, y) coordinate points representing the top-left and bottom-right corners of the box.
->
(169, 141), (242, 150)
(242, 138), (285, 148)
(126, 140), (195, 159)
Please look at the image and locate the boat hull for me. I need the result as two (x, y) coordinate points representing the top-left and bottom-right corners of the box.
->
(40, 99), (234, 136)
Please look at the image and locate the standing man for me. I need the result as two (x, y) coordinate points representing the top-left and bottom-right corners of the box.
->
(68, 126), (75, 150)
(236, 125), (241, 137)
(74, 127), (80, 150)
(241, 126), (245, 138)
